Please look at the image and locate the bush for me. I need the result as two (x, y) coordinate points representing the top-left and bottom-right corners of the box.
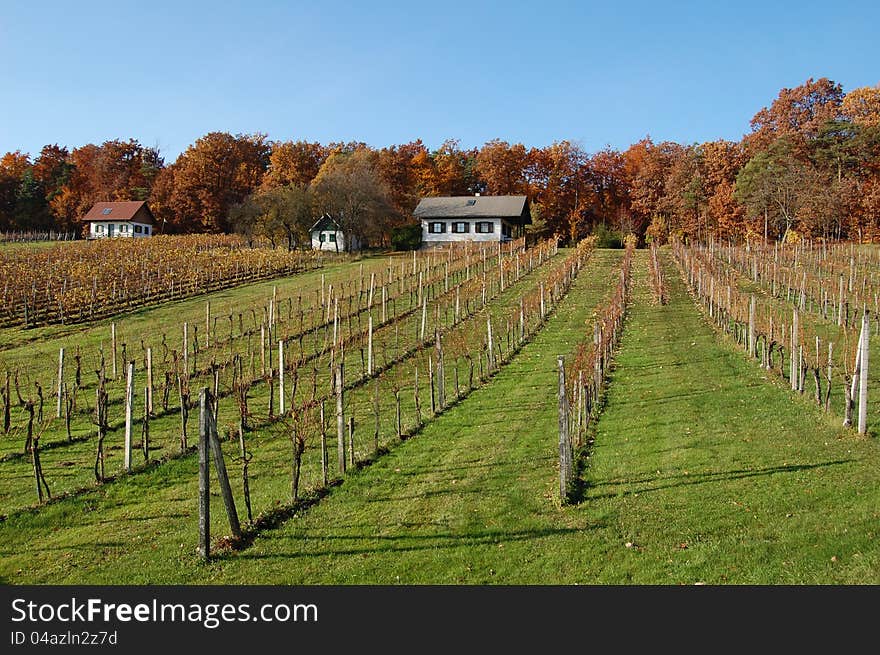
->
(592, 223), (623, 249)
(391, 223), (422, 251)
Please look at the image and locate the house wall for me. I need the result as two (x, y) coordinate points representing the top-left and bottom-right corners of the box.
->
(311, 229), (359, 252)
(421, 218), (515, 245)
(90, 221), (153, 238)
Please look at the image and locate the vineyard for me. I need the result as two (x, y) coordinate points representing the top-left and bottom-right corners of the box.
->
(1, 239), (880, 584)
(0, 234), (323, 327)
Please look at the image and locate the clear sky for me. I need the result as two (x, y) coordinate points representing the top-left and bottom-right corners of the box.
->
(1, 0), (878, 162)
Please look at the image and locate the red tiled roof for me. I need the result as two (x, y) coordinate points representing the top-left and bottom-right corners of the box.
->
(83, 201), (155, 224)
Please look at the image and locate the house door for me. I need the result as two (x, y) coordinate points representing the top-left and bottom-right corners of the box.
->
(107, 224), (116, 237)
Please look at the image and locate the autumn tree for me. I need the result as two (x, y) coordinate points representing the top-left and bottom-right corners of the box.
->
(585, 148), (630, 229)
(311, 149), (396, 250)
(527, 141), (590, 242)
(624, 138), (673, 240)
(744, 77), (844, 155)
(476, 139), (529, 195)
(841, 84), (880, 128)
(251, 184), (314, 250)
(376, 140), (429, 215)
(422, 139), (481, 196)
(262, 140), (327, 189)
(661, 144), (706, 238)
(150, 132), (269, 233)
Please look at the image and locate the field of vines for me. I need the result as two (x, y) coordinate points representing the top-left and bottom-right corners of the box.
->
(5, 233), (880, 585)
(0, 234), (324, 328)
(671, 238), (880, 434)
(0, 235), (591, 539)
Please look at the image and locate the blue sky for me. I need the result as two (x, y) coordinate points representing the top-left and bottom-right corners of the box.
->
(1, 0), (878, 161)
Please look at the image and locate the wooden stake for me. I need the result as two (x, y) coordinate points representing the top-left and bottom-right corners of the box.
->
(146, 347), (153, 414)
(111, 322), (118, 380)
(320, 400), (328, 486)
(348, 416), (355, 469)
(278, 340), (285, 415)
(859, 312), (870, 434)
(368, 316), (373, 376)
(183, 322), (188, 374)
(336, 364), (345, 474)
(373, 376), (380, 454)
(557, 356), (571, 504)
(198, 390), (210, 560)
(124, 361), (134, 471)
(142, 386), (150, 462)
(56, 347), (64, 418)
(487, 317), (495, 371)
(748, 295), (756, 358)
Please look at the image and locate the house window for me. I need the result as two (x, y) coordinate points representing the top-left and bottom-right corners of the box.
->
(319, 233), (326, 242)
(475, 221), (494, 233)
(145, 226), (150, 235)
(452, 222), (469, 234)
(328, 233), (336, 242)
(102, 208), (112, 215)
(135, 225), (143, 234)
(429, 222), (446, 234)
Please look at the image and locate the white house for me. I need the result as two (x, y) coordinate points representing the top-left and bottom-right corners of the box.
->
(84, 201), (156, 239)
(310, 214), (361, 252)
(414, 195), (531, 247)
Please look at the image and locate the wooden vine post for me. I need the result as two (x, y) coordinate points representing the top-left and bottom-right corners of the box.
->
(198, 388), (242, 561)
(486, 317), (495, 372)
(320, 400), (328, 485)
(56, 347), (64, 418)
(368, 316), (373, 376)
(198, 391), (210, 559)
(859, 312), (870, 435)
(111, 322), (118, 380)
(336, 363), (345, 474)
(123, 361), (134, 471)
(748, 295), (756, 358)
(557, 356), (571, 504)
(278, 339), (285, 415)
(142, 387), (150, 463)
(146, 346), (153, 414)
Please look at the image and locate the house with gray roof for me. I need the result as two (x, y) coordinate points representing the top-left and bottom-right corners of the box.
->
(413, 195), (531, 247)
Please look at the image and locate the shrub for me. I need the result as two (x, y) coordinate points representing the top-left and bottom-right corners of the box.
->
(592, 223), (623, 249)
(391, 223), (422, 251)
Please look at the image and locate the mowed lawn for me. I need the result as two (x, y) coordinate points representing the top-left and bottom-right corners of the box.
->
(581, 251), (880, 583)
(2, 248), (879, 583)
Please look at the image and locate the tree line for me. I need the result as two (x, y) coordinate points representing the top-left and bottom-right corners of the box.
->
(1, 77), (878, 246)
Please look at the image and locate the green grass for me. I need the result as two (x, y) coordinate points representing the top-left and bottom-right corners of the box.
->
(0, 246), (559, 517)
(581, 251), (880, 583)
(2, 248), (879, 584)
(0, 250), (622, 583)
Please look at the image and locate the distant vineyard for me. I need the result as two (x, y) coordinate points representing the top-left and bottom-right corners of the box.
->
(0, 235), (323, 328)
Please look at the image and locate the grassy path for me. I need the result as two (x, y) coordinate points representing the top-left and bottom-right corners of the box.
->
(581, 250), (880, 583)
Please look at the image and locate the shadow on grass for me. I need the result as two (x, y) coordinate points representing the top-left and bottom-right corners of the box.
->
(219, 525), (597, 561)
(584, 459), (855, 500)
